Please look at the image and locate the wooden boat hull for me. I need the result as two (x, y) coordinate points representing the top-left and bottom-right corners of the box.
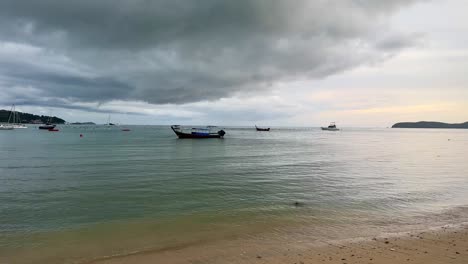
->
(173, 130), (224, 138)
(321, 127), (339, 131)
(171, 126), (225, 138)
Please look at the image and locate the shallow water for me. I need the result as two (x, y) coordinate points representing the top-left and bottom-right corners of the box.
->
(1, 126), (468, 263)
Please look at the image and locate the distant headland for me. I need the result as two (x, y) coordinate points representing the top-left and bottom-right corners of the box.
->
(0, 109), (65, 124)
(392, 121), (468, 129)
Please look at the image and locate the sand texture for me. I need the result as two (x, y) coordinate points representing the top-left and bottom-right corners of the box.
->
(88, 224), (468, 264)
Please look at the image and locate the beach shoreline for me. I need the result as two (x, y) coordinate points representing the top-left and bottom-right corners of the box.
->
(84, 223), (468, 264)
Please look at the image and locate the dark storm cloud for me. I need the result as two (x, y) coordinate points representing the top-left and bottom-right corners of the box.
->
(0, 0), (422, 107)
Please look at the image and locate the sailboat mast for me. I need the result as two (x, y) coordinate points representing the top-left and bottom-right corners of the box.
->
(7, 104), (14, 124)
(12, 104), (17, 124)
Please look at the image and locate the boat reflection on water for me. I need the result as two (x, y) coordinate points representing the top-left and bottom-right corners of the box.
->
(171, 125), (226, 138)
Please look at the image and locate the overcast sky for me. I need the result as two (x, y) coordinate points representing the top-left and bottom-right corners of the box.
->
(0, 0), (467, 126)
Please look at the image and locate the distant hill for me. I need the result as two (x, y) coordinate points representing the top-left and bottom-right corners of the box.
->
(0, 109), (66, 124)
(392, 121), (468, 129)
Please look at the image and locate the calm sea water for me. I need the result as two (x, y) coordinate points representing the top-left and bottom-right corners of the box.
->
(1, 126), (468, 263)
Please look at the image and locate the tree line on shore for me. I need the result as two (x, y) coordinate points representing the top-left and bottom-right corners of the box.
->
(0, 109), (65, 124)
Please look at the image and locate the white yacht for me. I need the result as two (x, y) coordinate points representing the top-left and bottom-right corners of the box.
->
(0, 124), (14, 130)
(10, 105), (27, 128)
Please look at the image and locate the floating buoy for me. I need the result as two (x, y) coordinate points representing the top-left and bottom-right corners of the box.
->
(80, 134), (83, 137)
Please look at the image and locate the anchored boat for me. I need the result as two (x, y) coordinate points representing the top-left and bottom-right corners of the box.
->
(38, 116), (56, 130)
(321, 122), (340, 131)
(0, 124), (14, 130)
(1, 104), (25, 130)
(171, 125), (225, 138)
(255, 125), (270, 131)
(39, 123), (56, 130)
(10, 105), (27, 129)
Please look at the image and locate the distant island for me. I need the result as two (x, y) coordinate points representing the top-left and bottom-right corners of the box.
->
(392, 121), (468, 129)
(70, 122), (96, 125)
(0, 109), (66, 124)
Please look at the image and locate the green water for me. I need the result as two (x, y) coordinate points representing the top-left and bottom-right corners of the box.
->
(1, 126), (468, 263)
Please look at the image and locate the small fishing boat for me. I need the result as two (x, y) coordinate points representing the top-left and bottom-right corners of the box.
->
(255, 125), (270, 131)
(39, 124), (56, 130)
(171, 125), (225, 138)
(321, 122), (340, 131)
(39, 115), (56, 130)
(121, 128), (131, 131)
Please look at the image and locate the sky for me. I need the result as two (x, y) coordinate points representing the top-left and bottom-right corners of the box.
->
(0, 0), (467, 127)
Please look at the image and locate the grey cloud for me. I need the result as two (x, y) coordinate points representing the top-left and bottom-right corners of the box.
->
(0, 0), (422, 107)
(375, 33), (424, 51)
(2, 59), (132, 101)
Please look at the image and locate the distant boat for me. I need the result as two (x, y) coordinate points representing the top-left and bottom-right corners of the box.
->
(107, 115), (116, 126)
(171, 125), (225, 138)
(39, 124), (56, 130)
(321, 122), (340, 131)
(255, 125), (270, 131)
(0, 124), (14, 130)
(39, 116), (56, 130)
(0, 105), (18, 130)
(10, 105), (27, 129)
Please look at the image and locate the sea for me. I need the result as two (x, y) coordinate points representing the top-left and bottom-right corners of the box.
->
(1, 126), (468, 263)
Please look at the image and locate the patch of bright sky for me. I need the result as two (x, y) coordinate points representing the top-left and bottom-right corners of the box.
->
(275, 0), (468, 127)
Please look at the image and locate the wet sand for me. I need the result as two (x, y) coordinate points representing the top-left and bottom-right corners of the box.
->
(88, 224), (468, 264)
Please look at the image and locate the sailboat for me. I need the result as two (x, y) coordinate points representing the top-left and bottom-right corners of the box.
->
(107, 115), (115, 126)
(11, 105), (27, 129)
(0, 105), (18, 130)
(0, 124), (14, 130)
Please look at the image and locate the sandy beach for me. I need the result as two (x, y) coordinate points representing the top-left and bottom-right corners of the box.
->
(86, 224), (468, 264)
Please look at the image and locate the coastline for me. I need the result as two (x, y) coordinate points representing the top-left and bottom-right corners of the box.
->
(84, 223), (468, 264)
